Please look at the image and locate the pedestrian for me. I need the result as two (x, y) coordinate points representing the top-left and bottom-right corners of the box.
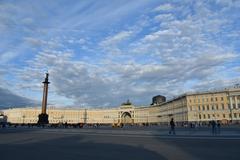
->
(211, 120), (216, 135)
(217, 121), (221, 134)
(169, 118), (176, 135)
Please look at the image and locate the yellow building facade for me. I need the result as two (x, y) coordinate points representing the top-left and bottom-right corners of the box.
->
(2, 88), (240, 125)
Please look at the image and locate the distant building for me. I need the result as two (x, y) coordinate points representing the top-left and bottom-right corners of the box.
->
(0, 112), (7, 125)
(152, 95), (166, 105)
(2, 88), (240, 125)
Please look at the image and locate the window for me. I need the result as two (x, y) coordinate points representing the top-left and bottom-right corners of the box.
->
(223, 114), (225, 118)
(213, 114), (215, 117)
(198, 105), (201, 110)
(221, 97), (224, 101)
(199, 114), (201, 119)
(207, 105), (209, 110)
(234, 113), (237, 118)
(203, 106), (205, 110)
(208, 114), (210, 119)
(216, 104), (219, 110)
(233, 105), (236, 109)
(215, 97), (218, 101)
(211, 98), (213, 102)
(189, 99), (192, 103)
(203, 114), (206, 119)
(212, 105), (214, 110)
(222, 104), (224, 110)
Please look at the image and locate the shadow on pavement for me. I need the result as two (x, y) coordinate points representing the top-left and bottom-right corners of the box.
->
(0, 131), (167, 160)
(153, 127), (240, 160)
(0, 128), (41, 134)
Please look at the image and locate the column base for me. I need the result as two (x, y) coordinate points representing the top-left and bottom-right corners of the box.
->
(38, 113), (49, 124)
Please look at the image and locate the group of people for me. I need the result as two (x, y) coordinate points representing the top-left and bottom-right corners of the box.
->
(210, 120), (221, 135)
(168, 118), (221, 135)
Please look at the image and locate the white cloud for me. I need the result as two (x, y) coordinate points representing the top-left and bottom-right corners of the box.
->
(99, 31), (134, 56)
(235, 67), (240, 72)
(0, 52), (18, 63)
(21, 17), (34, 25)
(24, 37), (44, 46)
(16, 46), (238, 107)
(215, 0), (240, 8)
(101, 31), (133, 46)
(143, 29), (181, 42)
(1, 0), (240, 108)
(154, 13), (175, 22)
(192, 78), (240, 91)
(153, 4), (174, 12)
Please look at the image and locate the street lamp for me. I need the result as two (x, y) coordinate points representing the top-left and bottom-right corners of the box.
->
(77, 110), (80, 124)
(61, 115), (64, 123)
(22, 115), (26, 124)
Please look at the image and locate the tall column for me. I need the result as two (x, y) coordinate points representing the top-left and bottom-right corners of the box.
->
(41, 74), (49, 114)
(38, 73), (50, 125)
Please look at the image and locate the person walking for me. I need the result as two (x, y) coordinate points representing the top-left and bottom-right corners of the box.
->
(217, 121), (221, 134)
(169, 118), (176, 135)
(211, 120), (216, 135)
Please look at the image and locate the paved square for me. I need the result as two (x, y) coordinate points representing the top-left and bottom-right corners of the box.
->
(1, 127), (240, 160)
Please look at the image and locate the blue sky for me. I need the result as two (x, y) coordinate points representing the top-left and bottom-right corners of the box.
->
(0, 0), (240, 108)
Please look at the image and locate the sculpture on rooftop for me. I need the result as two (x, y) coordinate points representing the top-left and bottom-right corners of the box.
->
(121, 99), (132, 106)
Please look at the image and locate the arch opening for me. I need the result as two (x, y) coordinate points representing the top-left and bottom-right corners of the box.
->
(121, 112), (133, 124)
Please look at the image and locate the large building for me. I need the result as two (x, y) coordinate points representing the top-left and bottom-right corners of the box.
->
(2, 88), (240, 125)
(157, 87), (240, 124)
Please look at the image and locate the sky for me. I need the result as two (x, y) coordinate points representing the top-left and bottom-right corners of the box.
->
(0, 0), (240, 108)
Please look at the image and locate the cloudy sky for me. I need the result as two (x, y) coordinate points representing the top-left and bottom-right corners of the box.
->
(0, 0), (240, 108)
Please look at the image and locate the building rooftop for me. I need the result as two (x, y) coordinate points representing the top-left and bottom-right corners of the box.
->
(152, 87), (240, 106)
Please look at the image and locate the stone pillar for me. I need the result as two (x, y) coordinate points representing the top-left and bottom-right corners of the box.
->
(41, 80), (49, 114)
(235, 96), (238, 109)
(230, 96), (233, 109)
(38, 73), (50, 125)
(229, 96), (234, 122)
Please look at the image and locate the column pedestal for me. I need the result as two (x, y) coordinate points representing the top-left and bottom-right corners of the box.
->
(38, 113), (49, 124)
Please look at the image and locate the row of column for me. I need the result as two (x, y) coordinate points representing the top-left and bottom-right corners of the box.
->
(229, 95), (239, 109)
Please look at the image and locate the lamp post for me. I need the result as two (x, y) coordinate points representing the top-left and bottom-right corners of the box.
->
(22, 115), (26, 124)
(77, 110), (80, 124)
(61, 115), (64, 124)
